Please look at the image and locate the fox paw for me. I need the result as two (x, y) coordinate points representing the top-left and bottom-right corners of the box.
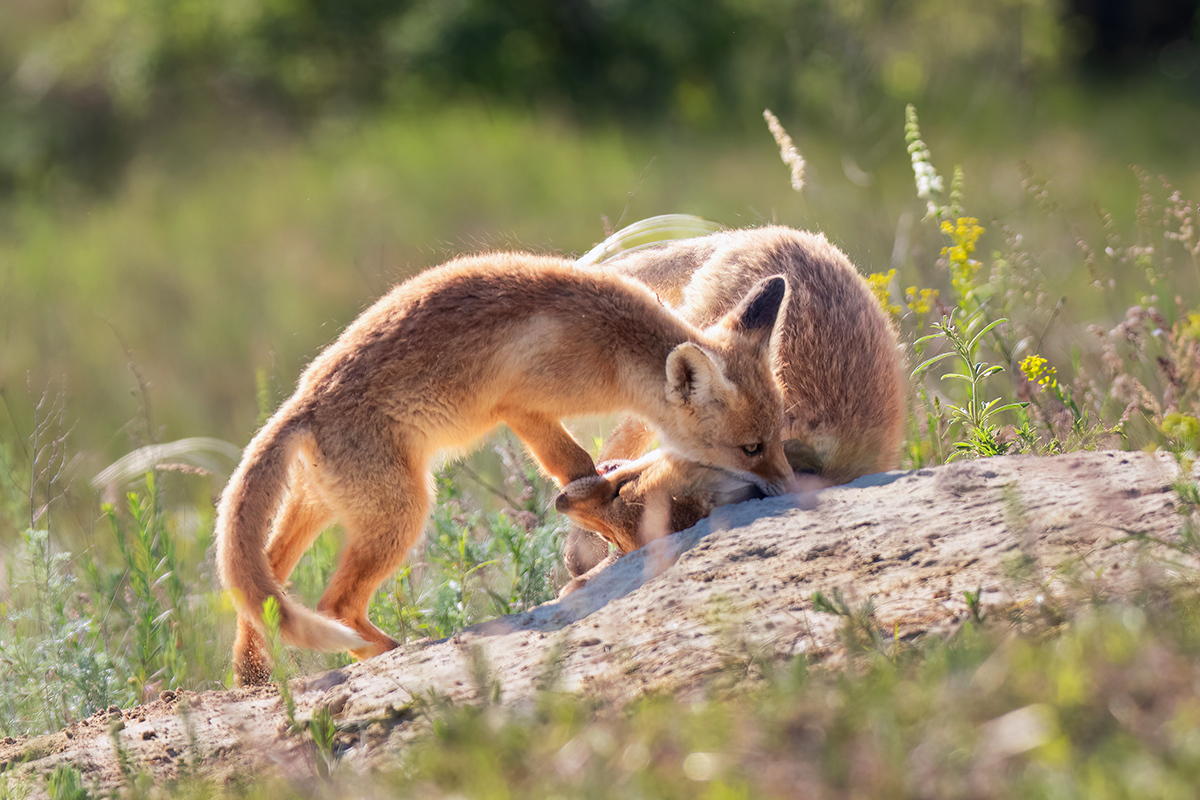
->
(595, 459), (632, 475)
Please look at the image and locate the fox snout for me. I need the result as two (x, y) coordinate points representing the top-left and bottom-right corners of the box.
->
(748, 444), (799, 497)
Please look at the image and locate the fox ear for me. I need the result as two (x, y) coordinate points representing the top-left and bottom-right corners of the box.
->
(721, 275), (787, 347)
(554, 474), (615, 514)
(666, 342), (728, 408)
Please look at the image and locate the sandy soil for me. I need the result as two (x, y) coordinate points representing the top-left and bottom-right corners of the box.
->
(3, 450), (1196, 794)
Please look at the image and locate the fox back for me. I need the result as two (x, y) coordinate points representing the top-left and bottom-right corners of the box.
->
(283, 252), (793, 484)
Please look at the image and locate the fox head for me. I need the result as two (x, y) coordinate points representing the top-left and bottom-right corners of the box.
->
(553, 452), (766, 552)
(656, 274), (794, 496)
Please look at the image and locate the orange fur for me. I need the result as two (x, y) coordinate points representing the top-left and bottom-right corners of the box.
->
(557, 227), (905, 592)
(216, 251), (793, 683)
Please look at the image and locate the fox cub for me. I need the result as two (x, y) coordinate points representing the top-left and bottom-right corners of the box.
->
(216, 251), (794, 684)
(557, 226), (905, 589)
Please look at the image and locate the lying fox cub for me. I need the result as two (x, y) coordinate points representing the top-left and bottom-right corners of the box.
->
(217, 251), (794, 684)
(556, 226), (905, 592)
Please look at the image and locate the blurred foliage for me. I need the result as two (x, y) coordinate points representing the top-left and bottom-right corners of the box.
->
(0, 106), (819, 489)
(6, 0), (1197, 193)
(0, 2), (1195, 482)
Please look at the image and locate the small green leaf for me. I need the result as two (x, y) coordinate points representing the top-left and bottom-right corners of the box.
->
(911, 350), (958, 377)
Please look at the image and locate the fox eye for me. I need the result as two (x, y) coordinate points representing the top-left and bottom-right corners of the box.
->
(741, 442), (763, 457)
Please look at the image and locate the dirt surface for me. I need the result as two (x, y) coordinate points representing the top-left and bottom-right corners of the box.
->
(3, 450), (1197, 794)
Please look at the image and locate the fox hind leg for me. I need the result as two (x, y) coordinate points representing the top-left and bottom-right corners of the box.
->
(265, 461), (336, 583)
(316, 453), (432, 660)
(233, 462), (336, 684)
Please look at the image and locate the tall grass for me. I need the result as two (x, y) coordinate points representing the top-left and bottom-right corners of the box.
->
(0, 472), (230, 736)
(0, 434), (566, 738)
(872, 105), (1200, 464)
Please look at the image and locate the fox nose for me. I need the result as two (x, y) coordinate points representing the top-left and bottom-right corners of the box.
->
(754, 444), (797, 496)
(553, 491), (572, 513)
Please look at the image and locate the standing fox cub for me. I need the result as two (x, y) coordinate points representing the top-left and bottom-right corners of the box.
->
(557, 227), (905, 588)
(216, 251), (794, 684)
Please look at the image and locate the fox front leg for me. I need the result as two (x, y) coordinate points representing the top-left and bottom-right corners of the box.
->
(500, 410), (598, 485)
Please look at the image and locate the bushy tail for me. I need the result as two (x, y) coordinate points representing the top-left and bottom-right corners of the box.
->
(216, 407), (366, 654)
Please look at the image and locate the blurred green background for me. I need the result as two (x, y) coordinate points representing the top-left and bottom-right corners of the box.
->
(1, 0), (1198, 540)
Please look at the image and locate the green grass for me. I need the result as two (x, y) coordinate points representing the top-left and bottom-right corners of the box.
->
(2, 95), (1200, 797)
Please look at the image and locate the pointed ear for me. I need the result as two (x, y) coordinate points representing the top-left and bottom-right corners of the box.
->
(666, 343), (727, 408)
(554, 474), (614, 514)
(721, 275), (788, 347)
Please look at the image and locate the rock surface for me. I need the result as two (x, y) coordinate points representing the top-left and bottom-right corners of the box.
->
(3, 450), (1196, 793)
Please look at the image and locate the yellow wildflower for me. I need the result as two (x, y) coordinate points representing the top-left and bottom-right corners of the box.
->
(1020, 354), (1058, 389)
(940, 216), (985, 294)
(1180, 312), (1200, 342)
(1162, 413), (1200, 450)
(905, 285), (939, 317)
(866, 269), (901, 317)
